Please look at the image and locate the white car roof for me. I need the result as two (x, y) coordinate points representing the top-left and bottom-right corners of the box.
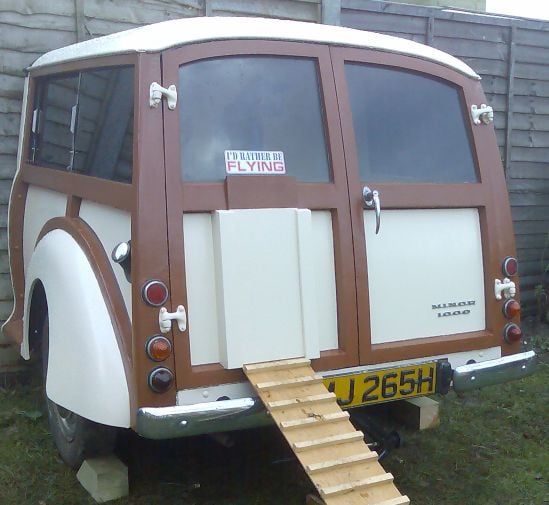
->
(31, 16), (479, 79)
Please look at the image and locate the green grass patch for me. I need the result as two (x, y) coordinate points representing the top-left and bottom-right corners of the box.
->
(1, 321), (547, 505)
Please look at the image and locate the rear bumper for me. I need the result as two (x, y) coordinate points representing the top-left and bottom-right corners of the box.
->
(452, 350), (537, 393)
(136, 350), (537, 439)
(136, 397), (271, 439)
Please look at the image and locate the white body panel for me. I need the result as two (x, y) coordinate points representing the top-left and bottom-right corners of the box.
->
(213, 208), (319, 368)
(24, 230), (130, 428)
(365, 208), (485, 344)
(23, 186), (67, 271)
(79, 200), (132, 317)
(310, 210), (338, 351)
(175, 346), (502, 405)
(184, 210), (338, 366)
(31, 17), (479, 79)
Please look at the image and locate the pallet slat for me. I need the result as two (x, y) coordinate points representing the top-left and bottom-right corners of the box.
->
(319, 473), (394, 498)
(306, 451), (378, 474)
(279, 411), (349, 430)
(293, 431), (364, 452)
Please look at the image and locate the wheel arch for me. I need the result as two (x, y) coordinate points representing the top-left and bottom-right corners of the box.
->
(24, 218), (132, 428)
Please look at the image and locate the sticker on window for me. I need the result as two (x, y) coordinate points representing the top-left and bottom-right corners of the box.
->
(225, 150), (285, 175)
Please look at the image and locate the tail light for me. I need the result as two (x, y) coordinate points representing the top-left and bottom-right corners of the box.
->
(502, 256), (518, 277)
(503, 323), (522, 344)
(148, 367), (174, 393)
(142, 280), (168, 306)
(146, 335), (172, 362)
(502, 299), (521, 319)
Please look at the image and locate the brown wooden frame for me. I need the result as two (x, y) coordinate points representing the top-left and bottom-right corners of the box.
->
(161, 40), (360, 389)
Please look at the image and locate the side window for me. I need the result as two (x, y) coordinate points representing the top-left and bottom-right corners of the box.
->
(345, 63), (477, 183)
(31, 66), (134, 183)
(179, 56), (330, 182)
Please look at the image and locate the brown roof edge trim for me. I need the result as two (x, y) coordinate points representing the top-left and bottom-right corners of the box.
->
(36, 217), (136, 418)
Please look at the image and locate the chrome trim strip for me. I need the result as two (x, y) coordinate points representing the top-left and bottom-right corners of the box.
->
(136, 397), (271, 439)
(453, 350), (537, 393)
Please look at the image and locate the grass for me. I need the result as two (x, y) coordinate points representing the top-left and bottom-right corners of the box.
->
(0, 320), (547, 505)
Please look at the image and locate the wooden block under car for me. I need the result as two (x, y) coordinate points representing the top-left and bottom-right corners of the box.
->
(390, 396), (440, 430)
(77, 456), (129, 503)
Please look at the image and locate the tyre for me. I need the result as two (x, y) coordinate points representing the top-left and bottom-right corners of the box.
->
(41, 315), (117, 469)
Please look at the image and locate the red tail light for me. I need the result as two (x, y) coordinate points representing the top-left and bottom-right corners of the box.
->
(503, 323), (522, 344)
(142, 280), (168, 306)
(502, 299), (521, 319)
(146, 335), (172, 362)
(502, 256), (518, 277)
(148, 367), (174, 393)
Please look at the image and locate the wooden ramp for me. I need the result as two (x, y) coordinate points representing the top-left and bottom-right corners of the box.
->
(244, 358), (410, 505)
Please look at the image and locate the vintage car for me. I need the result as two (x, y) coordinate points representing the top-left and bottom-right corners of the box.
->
(3, 16), (536, 468)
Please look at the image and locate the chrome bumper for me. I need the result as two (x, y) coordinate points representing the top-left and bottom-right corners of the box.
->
(452, 350), (537, 393)
(136, 351), (537, 439)
(136, 397), (271, 439)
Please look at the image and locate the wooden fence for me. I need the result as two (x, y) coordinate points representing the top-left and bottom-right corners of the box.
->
(0, 0), (547, 326)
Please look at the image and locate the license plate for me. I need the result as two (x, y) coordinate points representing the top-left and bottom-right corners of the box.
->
(323, 362), (437, 408)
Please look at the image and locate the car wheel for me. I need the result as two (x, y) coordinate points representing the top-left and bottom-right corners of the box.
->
(41, 315), (117, 469)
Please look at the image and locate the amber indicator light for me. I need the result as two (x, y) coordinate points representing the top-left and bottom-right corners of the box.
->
(146, 335), (172, 362)
(503, 323), (522, 344)
(148, 367), (174, 393)
(502, 256), (518, 277)
(142, 280), (169, 307)
(502, 299), (521, 319)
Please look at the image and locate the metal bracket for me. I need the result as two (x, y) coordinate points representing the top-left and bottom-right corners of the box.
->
(471, 104), (494, 125)
(159, 305), (187, 333)
(150, 82), (177, 110)
(495, 278), (516, 300)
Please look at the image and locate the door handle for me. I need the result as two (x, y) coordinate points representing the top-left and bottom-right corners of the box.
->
(363, 186), (381, 234)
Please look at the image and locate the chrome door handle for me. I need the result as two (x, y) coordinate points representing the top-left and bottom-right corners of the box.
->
(363, 186), (381, 234)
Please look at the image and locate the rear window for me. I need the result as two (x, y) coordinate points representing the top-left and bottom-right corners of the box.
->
(30, 66), (134, 183)
(179, 55), (330, 182)
(345, 63), (477, 183)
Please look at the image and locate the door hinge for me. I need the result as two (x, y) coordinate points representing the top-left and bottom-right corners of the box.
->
(150, 82), (177, 110)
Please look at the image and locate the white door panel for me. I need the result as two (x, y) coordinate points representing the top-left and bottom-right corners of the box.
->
(364, 208), (485, 344)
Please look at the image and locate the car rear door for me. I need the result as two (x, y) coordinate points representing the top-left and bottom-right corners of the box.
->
(331, 47), (516, 365)
(161, 41), (358, 389)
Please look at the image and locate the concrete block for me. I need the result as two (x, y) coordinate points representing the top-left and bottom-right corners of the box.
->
(390, 396), (440, 431)
(77, 456), (129, 503)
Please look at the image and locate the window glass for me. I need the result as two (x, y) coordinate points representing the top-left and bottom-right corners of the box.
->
(179, 56), (330, 182)
(32, 66), (134, 183)
(345, 63), (477, 183)
(34, 76), (78, 170)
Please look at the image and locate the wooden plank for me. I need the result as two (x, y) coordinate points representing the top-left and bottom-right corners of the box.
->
(280, 411), (349, 430)
(293, 431), (364, 452)
(505, 25), (516, 178)
(307, 451), (378, 474)
(245, 359), (407, 504)
(434, 18), (510, 43)
(256, 375), (323, 390)
(319, 473), (393, 498)
(244, 357), (310, 373)
(268, 392), (336, 410)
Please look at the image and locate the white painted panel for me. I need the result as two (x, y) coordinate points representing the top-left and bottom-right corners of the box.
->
(365, 208), (485, 344)
(23, 186), (67, 271)
(24, 230), (130, 427)
(79, 200), (132, 317)
(213, 208), (319, 369)
(183, 213), (221, 366)
(311, 210), (338, 351)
